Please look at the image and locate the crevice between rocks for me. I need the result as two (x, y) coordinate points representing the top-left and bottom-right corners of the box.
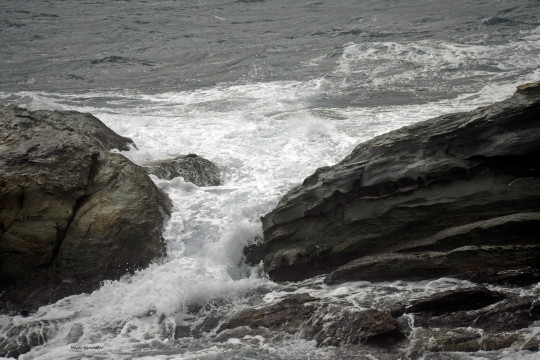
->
(47, 153), (99, 266)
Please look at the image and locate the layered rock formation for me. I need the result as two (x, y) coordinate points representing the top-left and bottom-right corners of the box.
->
(215, 285), (538, 354)
(0, 105), (171, 312)
(247, 81), (540, 282)
(144, 153), (221, 186)
(218, 293), (403, 347)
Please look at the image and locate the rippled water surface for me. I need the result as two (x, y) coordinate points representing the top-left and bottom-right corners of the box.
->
(1, 0), (539, 358)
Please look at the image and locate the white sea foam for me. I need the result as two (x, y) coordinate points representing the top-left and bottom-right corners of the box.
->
(334, 27), (540, 101)
(337, 29), (540, 76)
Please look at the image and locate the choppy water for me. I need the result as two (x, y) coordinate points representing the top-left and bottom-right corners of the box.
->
(1, 0), (539, 359)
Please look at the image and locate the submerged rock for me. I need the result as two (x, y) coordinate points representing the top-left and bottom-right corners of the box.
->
(144, 154), (221, 186)
(0, 105), (171, 313)
(246, 81), (540, 282)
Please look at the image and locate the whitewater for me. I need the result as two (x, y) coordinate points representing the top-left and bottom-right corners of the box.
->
(1, 0), (540, 358)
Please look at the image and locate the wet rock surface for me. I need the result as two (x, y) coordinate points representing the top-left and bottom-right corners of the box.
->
(303, 307), (402, 347)
(0, 105), (171, 314)
(218, 293), (403, 347)
(213, 284), (540, 355)
(412, 295), (540, 332)
(246, 81), (540, 282)
(0, 319), (60, 359)
(408, 327), (538, 354)
(206, 281), (539, 357)
(405, 286), (505, 314)
(404, 287), (540, 356)
(144, 153), (221, 186)
(453, 266), (540, 287)
(218, 293), (318, 335)
(324, 243), (540, 284)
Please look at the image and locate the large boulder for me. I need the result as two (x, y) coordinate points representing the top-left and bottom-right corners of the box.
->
(0, 105), (171, 312)
(246, 81), (540, 282)
(144, 154), (221, 186)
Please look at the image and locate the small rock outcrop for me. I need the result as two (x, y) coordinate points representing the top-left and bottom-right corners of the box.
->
(144, 154), (221, 186)
(246, 81), (540, 282)
(216, 287), (537, 355)
(453, 266), (540, 287)
(0, 105), (171, 313)
(303, 307), (402, 347)
(411, 295), (540, 333)
(218, 293), (402, 347)
(403, 286), (539, 355)
(218, 293), (318, 335)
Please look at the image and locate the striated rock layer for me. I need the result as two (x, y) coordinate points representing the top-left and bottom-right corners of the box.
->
(246, 81), (540, 282)
(218, 293), (403, 348)
(216, 286), (539, 354)
(0, 106), (171, 312)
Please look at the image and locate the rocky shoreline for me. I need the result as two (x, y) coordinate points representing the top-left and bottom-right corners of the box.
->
(0, 106), (221, 317)
(246, 81), (540, 285)
(214, 284), (539, 356)
(1, 81), (539, 358)
(229, 81), (540, 356)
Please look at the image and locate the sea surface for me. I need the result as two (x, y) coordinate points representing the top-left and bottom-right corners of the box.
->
(1, 0), (540, 359)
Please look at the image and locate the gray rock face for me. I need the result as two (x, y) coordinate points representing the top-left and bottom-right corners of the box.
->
(144, 154), (221, 186)
(0, 105), (171, 312)
(246, 81), (540, 282)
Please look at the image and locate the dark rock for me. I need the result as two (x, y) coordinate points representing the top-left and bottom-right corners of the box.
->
(523, 337), (540, 351)
(324, 244), (540, 284)
(405, 295), (540, 355)
(413, 296), (540, 332)
(144, 154), (221, 186)
(303, 307), (402, 347)
(0, 105), (171, 313)
(406, 286), (505, 314)
(427, 328), (484, 352)
(219, 293), (403, 348)
(413, 328), (524, 353)
(218, 293), (318, 334)
(246, 81), (540, 282)
(453, 266), (540, 287)
(174, 325), (192, 339)
(388, 303), (405, 318)
(0, 319), (60, 358)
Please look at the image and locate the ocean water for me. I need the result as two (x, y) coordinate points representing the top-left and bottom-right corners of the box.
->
(1, 0), (540, 359)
